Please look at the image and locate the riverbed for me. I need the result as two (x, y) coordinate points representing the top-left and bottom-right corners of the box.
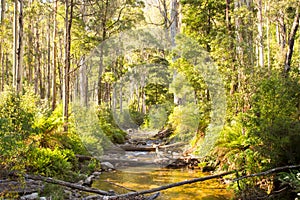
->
(93, 166), (233, 200)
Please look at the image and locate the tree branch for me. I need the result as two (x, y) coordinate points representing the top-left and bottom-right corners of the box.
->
(25, 174), (110, 196)
(233, 164), (300, 182)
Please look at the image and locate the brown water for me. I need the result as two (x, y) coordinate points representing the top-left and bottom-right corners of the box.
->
(93, 166), (233, 200)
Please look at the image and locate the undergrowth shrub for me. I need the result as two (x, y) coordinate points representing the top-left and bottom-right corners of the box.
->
(168, 103), (204, 143)
(0, 87), (87, 180)
(97, 106), (126, 144)
(26, 148), (74, 179)
(214, 75), (300, 196)
(0, 88), (38, 171)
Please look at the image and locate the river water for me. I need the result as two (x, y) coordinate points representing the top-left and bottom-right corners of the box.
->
(93, 166), (233, 199)
(93, 131), (233, 199)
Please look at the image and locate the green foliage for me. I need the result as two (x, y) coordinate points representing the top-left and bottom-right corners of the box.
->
(0, 88), (88, 180)
(214, 114), (262, 173)
(215, 75), (300, 194)
(144, 103), (172, 130)
(26, 147), (74, 179)
(246, 75), (300, 167)
(181, 0), (226, 51)
(278, 170), (300, 194)
(97, 106), (127, 144)
(128, 108), (145, 127)
(168, 103), (201, 143)
(42, 184), (66, 200)
(0, 88), (39, 170)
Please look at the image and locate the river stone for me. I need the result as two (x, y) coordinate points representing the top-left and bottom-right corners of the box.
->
(92, 171), (102, 176)
(20, 192), (39, 200)
(100, 162), (115, 171)
(83, 175), (95, 186)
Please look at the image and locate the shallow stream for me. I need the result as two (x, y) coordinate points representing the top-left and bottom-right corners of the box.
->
(93, 166), (233, 200)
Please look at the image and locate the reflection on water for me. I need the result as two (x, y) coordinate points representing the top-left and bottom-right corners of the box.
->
(92, 167), (233, 200)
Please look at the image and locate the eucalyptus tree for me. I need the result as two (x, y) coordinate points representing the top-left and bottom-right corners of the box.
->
(13, 0), (24, 93)
(72, 0), (145, 106)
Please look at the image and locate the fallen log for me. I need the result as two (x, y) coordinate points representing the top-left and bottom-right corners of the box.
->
(118, 144), (156, 151)
(0, 179), (44, 195)
(25, 174), (110, 196)
(154, 128), (172, 139)
(76, 154), (93, 162)
(118, 142), (184, 152)
(158, 142), (184, 149)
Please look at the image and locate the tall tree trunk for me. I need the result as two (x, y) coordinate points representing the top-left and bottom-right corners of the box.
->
(278, 10), (287, 62)
(97, 0), (109, 105)
(63, 0), (74, 131)
(170, 0), (181, 105)
(226, 0), (231, 31)
(265, 0), (271, 74)
(46, 15), (51, 100)
(58, 33), (64, 100)
(284, 2), (300, 74)
(0, 51), (3, 91)
(35, 27), (43, 98)
(79, 56), (88, 106)
(0, 0), (4, 92)
(79, 0), (87, 107)
(16, 0), (23, 93)
(256, 0), (264, 68)
(13, 0), (18, 91)
(0, 0), (4, 23)
(170, 0), (178, 47)
(27, 22), (33, 83)
(98, 46), (104, 105)
(52, 0), (58, 111)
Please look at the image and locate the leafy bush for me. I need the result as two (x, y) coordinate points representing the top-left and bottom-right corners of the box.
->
(168, 103), (202, 143)
(26, 147), (75, 179)
(0, 88), (87, 179)
(215, 75), (300, 195)
(143, 103), (172, 130)
(97, 106), (127, 144)
(246, 76), (300, 167)
(278, 170), (300, 195)
(0, 88), (39, 170)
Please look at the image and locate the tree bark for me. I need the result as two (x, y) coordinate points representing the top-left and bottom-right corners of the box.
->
(46, 16), (51, 100)
(52, 0), (58, 111)
(0, 0), (4, 92)
(15, 0), (24, 93)
(284, 2), (300, 74)
(226, 0), (231, 30)
(0, 0), (5, 24)
(79, 56), (88, 106)
(256, 0), (264, 68)
(63, 0), (74, 131)
(13, 0), (18, 91)
(233, 164), (300, 182)
(25, 174), (110, 196)
(265, 0), (271, 74)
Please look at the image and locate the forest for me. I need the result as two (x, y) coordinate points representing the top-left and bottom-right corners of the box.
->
(0, 0), (300, 199)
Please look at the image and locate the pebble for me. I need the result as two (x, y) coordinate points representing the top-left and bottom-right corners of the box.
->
(100, 162), (115, 171)
(20, 192), (39, 200)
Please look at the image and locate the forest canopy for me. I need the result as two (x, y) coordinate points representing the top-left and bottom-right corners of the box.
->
(0, 0), (300, 199)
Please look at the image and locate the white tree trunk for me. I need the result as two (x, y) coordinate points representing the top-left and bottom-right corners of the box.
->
(79, 56), (88, 107)
(13, 0), (18, 90)
(256, 0), (264, 68)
